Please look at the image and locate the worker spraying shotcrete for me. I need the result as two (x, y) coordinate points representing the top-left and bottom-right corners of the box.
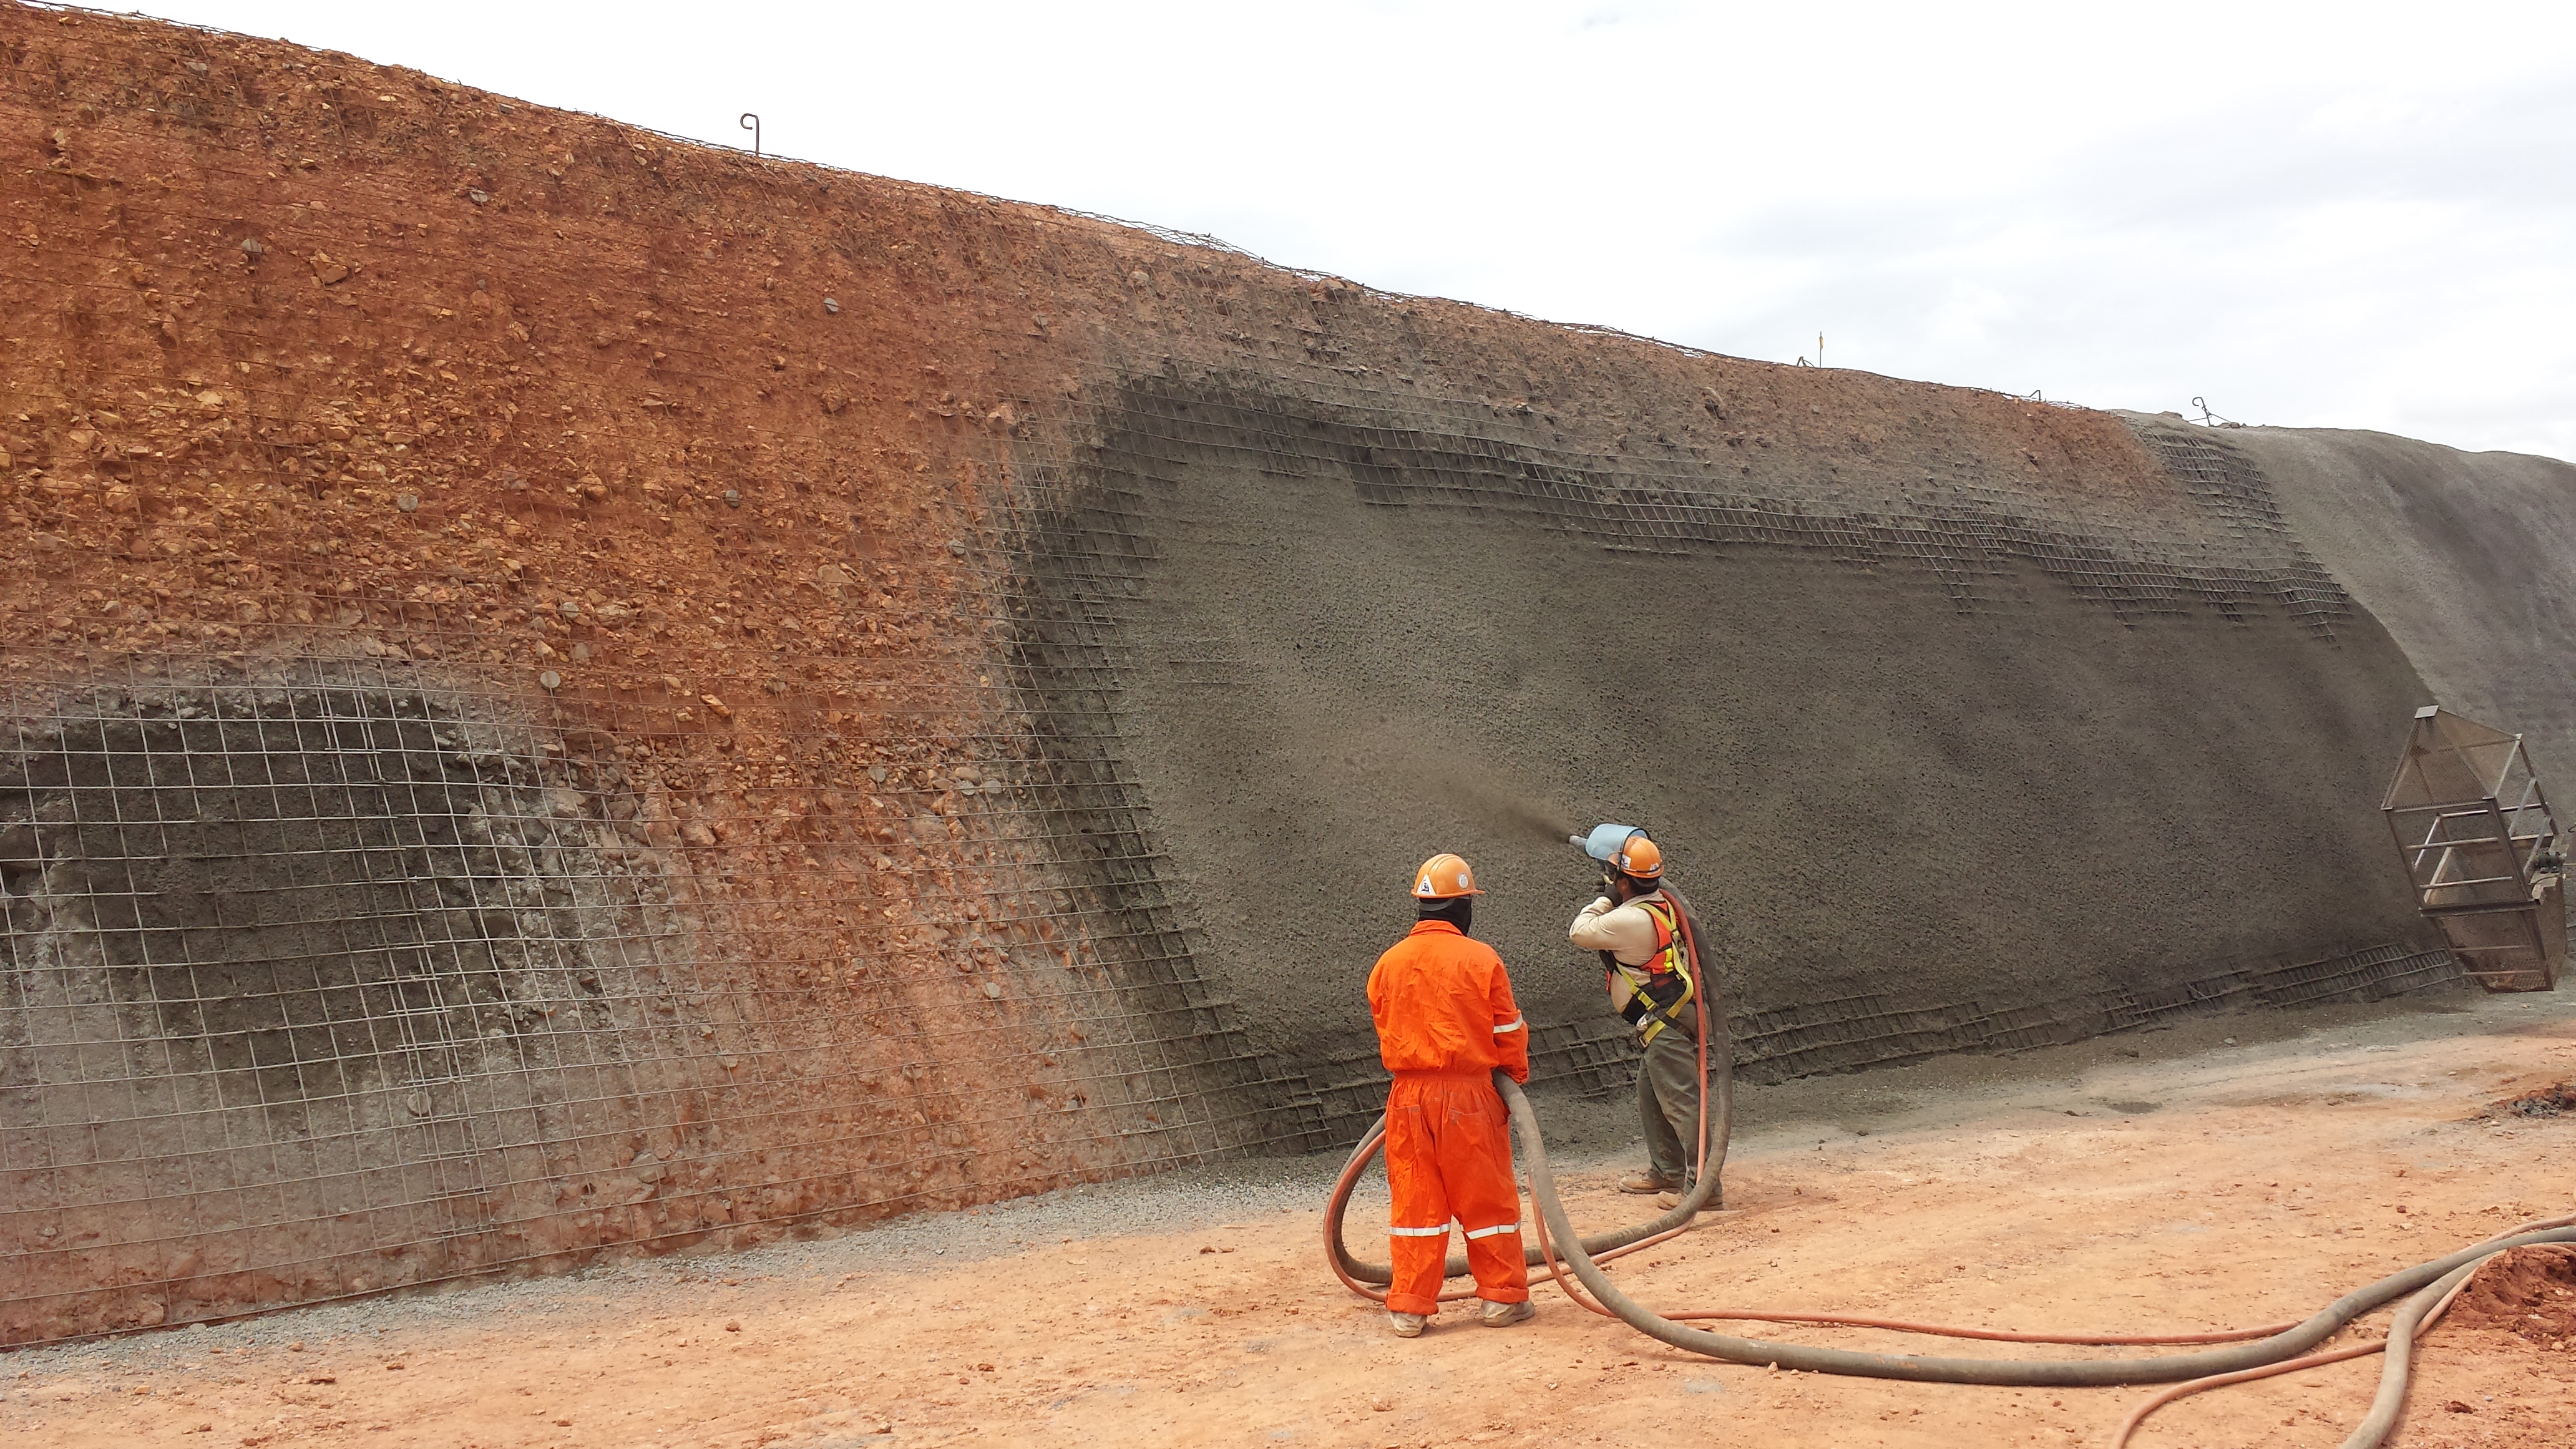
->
(1364, 852), (1538, 1337)
(1320, 826), (2576, 1447)
(1568, 825), (1715, 1208)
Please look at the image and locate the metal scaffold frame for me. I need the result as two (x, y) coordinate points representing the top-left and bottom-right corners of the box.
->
(2381, 705), (2567, 992)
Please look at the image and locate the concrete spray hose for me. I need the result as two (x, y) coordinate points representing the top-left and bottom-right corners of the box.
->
(1319, 890), (2576, 1445)
(1506, 1077), (2576, 1443)
(1325, 882), (1731, 1302)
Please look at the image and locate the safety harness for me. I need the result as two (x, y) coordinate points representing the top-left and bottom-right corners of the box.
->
(1600, 895), (1695, 1045)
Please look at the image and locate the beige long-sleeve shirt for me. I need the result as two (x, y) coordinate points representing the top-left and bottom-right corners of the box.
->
(1568, 890), (1669, 968)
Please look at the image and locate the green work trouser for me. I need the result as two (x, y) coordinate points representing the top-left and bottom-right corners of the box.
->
(1638, 1025), (1705, 1182)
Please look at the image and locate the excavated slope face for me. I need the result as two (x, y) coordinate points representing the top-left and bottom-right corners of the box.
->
(0, 6), (2456, 1342)
(2200, 421), (2576, 791)
(1068, 376), (2444, 1136)
(0, 6), (1284, 1343)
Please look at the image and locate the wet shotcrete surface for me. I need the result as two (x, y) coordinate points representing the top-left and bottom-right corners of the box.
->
(1092, 379), (2437, 1099)
(2213, 418), (2576, 791)
(7, 990), (2572, 1448)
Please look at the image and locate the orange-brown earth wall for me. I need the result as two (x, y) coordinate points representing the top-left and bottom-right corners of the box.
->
(6, 3), (2556, 1347)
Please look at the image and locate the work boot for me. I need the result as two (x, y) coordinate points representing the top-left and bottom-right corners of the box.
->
(1388, 1310), (1428, 1339)
(1480, 1299), (1536, 1329)
(1617, 1169), (1679, 1195)
(1654, 1170), (1712, 1212)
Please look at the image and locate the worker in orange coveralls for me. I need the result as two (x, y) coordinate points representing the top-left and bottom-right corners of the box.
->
(1365, 852), (1535, 1338)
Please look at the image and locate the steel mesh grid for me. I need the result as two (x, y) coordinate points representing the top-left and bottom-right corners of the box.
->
(0, 157), (1392, 1340)
(1076, 373), (2354, 633)
(1037, 365), (2424, 1146)
(2, 333), (2372, 1347)
(0, 576), (1300, 1345)
(0, 12), (2406, 1347)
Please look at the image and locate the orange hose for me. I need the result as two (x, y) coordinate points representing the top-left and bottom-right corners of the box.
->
(1528, 1191), (2302, 1345)
(1324, 1119), (1701, 1307)
(1324, 884), (2576, 1431)
(1661, 1309), (2297, 1346)
(1338, 886), (2364, 1350)
(2105, 1260), (2482, 1449)
(1325, 881), (1725, 1311)
(2104, 1211), (2576, 1448)
(1320, 1122), (1479, 1305)
(1530, 1184), (1616, 1317)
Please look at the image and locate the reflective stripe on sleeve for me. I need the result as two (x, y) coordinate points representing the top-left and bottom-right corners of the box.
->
(1387, 1224), (1450, 1237)
(1461, 1222), (1521, 1241)
(1491, 1017), (1525, 1035)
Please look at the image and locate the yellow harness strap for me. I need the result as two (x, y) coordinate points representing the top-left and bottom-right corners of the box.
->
(1603, 897), (1695, 1045)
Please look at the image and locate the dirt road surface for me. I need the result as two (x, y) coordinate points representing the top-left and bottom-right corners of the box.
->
(6, 993), (2572, 1449)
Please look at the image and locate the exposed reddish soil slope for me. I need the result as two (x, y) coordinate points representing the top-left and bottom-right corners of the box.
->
(1, 1), (1227, 1341)
(0, 1), (2461, 1350)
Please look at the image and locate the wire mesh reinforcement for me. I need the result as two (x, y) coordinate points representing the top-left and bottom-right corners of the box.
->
(0, 602), (1292, 1344)
(0, 405), (2421, 1345)
(0, 5), (2451, 1350)
(987, 366), (2433, 1148)
(1055, 373), (2354, 633)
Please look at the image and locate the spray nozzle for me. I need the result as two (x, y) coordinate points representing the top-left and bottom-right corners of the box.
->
(1574, 822), (1645, 865)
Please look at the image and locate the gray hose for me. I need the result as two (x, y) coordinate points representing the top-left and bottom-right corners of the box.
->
(1501, 1071), (2576, 1385)
(1327, 1106), (1724, 1285)
(2336, 1257), (2484, 1449)
(1662, 884), (1732, 1198)
(1327, 884), (1732, 1286)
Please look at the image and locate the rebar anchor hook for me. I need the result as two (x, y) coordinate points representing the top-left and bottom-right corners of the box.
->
(2190, 396), (2248, 427)
(739, 113), (761, 158)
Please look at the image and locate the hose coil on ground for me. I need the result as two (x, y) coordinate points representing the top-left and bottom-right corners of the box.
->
(1324, 884), (1730, 1297)
(1501, 1072), (2576, 1385)
(1319, 890), (2575, 1444)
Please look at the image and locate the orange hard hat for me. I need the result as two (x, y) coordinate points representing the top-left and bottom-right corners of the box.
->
(1411, 852), (1485, 899)
(1614, 833), (1664, 879)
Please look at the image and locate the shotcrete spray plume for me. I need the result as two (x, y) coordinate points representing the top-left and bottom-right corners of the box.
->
(1337, 727), (1572, 842)
(1490, 793), (1576, 842)
(1426, 764), (1573, 843)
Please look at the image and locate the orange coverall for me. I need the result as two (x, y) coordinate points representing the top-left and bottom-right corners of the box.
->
(1365, 919), (1532, 1315)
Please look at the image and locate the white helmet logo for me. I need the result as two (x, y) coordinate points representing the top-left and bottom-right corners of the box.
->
(1455, 873), (1470, 889)
(1418, 876), (1433, 894)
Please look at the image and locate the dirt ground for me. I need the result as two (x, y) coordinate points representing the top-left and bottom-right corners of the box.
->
(4, 992), (2572, 1449)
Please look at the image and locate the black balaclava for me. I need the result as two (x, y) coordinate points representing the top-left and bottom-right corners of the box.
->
(1417, 897), (1473, 935)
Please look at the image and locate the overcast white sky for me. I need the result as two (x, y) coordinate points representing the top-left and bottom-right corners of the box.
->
(133, 1), (2576, 461)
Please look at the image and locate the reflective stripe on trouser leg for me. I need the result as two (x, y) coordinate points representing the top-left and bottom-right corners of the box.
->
(1383, 1076), (1454, 1315)
(1387, 1217), (1453, 1315)
(1384, 1075), (1529, 1312)
(1461, 1219), (1526, 1302)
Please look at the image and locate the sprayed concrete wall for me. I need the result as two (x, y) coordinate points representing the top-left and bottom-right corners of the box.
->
(0, 4), (2530, 1344)
(1072, 378), (2448, 1136)
(2205, 421), (2576, 791)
